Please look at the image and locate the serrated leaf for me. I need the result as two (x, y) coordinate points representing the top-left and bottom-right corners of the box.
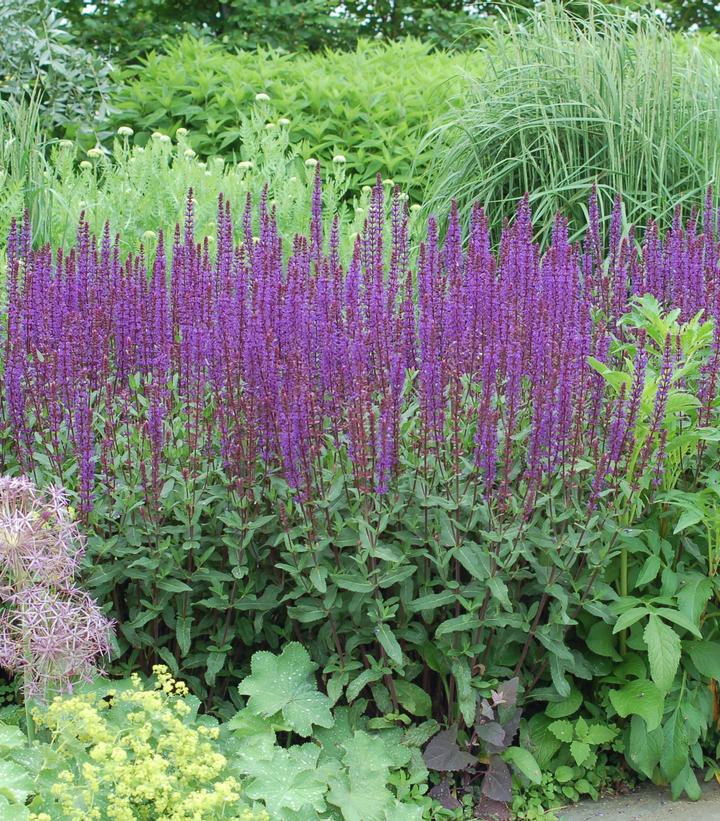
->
(244, 744), (329, 814)
(570, 739), (591, 766)
(238, 642), (333, 736)
(547, 719), (574, 743)
(644, 615), (681, 692)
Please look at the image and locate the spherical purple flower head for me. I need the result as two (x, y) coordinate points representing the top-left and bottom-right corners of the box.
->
(0, 477), (83, 597)
(0, 584), (113, 701)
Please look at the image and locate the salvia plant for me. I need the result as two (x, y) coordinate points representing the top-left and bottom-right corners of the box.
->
(3, 171), (720, 800)
(0, 476), (113, 717)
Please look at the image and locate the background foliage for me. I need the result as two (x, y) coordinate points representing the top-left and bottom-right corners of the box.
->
(105, 37), (484, 200)
(424, 1), (720, 239)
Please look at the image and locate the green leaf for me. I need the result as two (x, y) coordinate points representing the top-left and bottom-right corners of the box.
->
(245, 744), (329, 814)
(545, 689), (583, 718)
(660, 711), (688, 782)
(238, 642), (333, 736)
(635, 555), (661, 587)
(435, 614), (480, 637)
(612, 606), (649, 634)
(687, 640), (720, 679)
(0, 759), (34, 804)
(643, 615), (681, 692)
(503, 746), (542, 784)
(586, 622), (621, 661)
(375, 623), (403, 666)
(394, 680), (432, 718)
(583, 724), (617, 745)
(570, 740), (591, 766)
(608, 679), (665, 731)
(627, 714), (662, 779)
(547, 719), (574, 743)
(0, 724), (27, 751)
(455, 542), (490, 580)
(451, 658), (475, 727)
(653, 607), (703, 639)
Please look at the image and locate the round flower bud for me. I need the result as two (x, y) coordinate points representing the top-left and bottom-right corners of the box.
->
(332, 154), (346, 164)
(382, 178), (394, 186)
(238, 160), (253, 170)
(265, 122), (276, 130)
(184, 148), (196, 158)
(305, 158), (318, 168)
(278, 117), (290, 126)
(151, 131), (163, 140)
(410, 203), (422, 212)
(59, 139), (74, 149)
(362, 185), (372, 193)
(176, 127), (188, 137)
(143, 230), (156, 241)
(87, 147), (103, 159)
(79, 161), (92, 170)
(159, 134), (171, 144)
(117, 126), (134, 137)
(255, 92), (270, 102)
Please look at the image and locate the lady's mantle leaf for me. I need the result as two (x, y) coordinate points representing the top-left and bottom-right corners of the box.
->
(237, 642), (333, 736)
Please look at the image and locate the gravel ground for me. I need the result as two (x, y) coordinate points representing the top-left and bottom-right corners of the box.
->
(558, 779), (720, 821)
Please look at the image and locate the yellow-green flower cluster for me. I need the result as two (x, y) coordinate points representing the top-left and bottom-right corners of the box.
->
(30, 667), (269, 821)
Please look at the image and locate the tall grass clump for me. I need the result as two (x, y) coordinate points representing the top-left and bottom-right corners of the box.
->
(424, 1), (720, 239)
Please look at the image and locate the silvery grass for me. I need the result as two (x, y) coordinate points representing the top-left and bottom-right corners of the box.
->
(423, 0), (720, 241)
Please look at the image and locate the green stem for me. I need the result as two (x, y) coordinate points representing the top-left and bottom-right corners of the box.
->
(619, 546), (628, 656)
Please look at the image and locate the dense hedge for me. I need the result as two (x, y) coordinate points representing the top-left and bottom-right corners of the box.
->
(105, 37), (485, 201)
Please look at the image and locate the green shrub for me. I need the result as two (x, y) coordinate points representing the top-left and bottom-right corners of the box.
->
(105, 37), (485, 201)
(0, 0), (113, 136)
(424, 1), (720, 238)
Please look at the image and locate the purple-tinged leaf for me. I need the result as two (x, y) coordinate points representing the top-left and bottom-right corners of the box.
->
(428, 780), (462, 810)
(481, 756), (513, 802)
(423, 727), (476, 772)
